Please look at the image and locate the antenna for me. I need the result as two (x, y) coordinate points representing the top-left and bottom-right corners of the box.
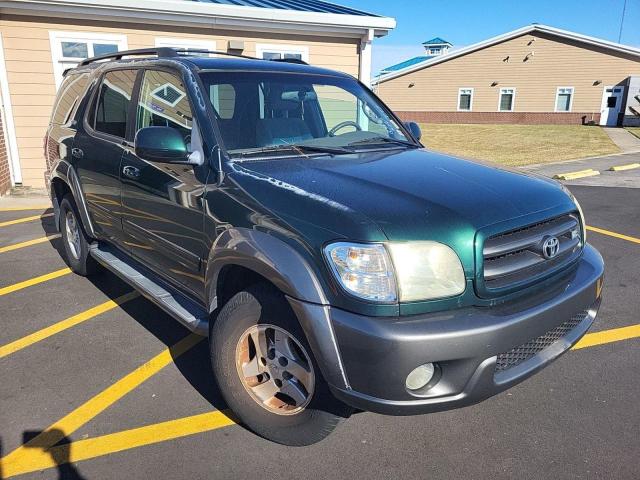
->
(618, 0), (627, 43)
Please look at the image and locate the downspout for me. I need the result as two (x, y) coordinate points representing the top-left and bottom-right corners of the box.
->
(359, 28), (374, 88)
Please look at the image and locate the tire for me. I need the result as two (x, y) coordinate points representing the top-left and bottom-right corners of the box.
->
(59, 194), (100, 276)
(210, 283), (352, 446)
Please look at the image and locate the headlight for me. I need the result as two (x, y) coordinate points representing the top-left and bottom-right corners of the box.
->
(324, 243), (396, 302)
(388, 241), (466, 301)
(324, 241), (466, 303)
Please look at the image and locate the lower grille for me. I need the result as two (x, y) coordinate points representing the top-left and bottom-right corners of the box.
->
(495, 309), (589, 372)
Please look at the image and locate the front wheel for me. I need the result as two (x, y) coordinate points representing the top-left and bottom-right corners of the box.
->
(210, 283), (351, 446)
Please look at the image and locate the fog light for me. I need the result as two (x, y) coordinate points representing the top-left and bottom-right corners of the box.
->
(405, 363), (435, 391)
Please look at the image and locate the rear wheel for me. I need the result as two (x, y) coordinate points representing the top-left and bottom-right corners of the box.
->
(59, 194), (100, 276)
(210, 283), (351, 446)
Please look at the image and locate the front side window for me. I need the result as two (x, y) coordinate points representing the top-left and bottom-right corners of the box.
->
(198, 71), (412, 156)
(556, 87), (574, 112)
(458, 88), (473, 111)
(92, 70), (137, 138)
(499, 88), (515, 111)
(137, 70), (193, 145)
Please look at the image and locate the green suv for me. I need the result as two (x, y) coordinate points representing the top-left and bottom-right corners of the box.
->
(45, 48), (604, 445)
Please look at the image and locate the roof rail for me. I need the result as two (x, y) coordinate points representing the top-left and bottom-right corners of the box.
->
(77, 47), (262, 66)
(269, 58), (309, 65)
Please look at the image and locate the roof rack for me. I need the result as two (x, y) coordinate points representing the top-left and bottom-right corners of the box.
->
(77, 47), (259, 66)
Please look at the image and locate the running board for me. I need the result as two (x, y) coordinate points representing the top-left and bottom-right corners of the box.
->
(89, 243), (209, 336)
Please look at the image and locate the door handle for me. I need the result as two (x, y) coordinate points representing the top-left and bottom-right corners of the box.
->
(122, 165), (141, 179)
(71, 148), (83, 159)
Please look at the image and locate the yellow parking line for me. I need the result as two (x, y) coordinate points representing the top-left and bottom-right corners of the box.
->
(0, 268), (72, 297)
(0, 234), (61, 254)
(0, 291), (139, 359)
(587, 226), (640, 245)
(1, 411), (235, 478)
(0, 333), (204, 477)
(0, 212), (54, 228)
(573, 323), (640, 350)
(0, 205), (51, 212)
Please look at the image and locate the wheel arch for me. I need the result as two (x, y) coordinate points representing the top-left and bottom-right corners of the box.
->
(49, 161), (96, 238)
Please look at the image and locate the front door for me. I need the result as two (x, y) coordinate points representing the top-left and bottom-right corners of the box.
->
(120, 69), (210, 299)
(600, 86), (625, 127)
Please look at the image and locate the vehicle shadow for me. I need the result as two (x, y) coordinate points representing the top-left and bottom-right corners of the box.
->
(39, 215), (229, 414)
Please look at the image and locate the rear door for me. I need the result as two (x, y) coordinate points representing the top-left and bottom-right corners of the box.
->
(73, 68), (139, 244)
(120, 68), (210, 298)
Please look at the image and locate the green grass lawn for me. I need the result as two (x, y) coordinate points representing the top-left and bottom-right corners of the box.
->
(625, 127), (640, 140)
(419, 124), (620, 167)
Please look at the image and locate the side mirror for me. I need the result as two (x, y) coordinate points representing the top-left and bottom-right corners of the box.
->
(134, 126), (191, 163)
(404, 121), (422, 141)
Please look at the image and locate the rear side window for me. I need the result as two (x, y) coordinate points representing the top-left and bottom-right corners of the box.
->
(51, 73), (89, 125)
(92, 70), (137, 138)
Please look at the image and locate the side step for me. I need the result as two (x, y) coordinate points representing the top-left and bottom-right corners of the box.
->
(90, 243), (209, 336)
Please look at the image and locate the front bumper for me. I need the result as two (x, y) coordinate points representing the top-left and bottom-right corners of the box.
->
(292, 244), (604, 416)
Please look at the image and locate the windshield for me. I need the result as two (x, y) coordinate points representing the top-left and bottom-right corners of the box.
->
(198, 71), (415, 157)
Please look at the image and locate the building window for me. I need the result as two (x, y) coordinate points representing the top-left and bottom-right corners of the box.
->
(458, 88), (473, 111)
(155, 38), (216, 56)
(499, 88), (515, 111)
(255, 44), (309, 63)
(555, 87), (574, 112)
(49, 31), (127, 88)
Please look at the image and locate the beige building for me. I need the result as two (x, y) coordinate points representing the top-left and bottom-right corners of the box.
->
(0, 0), (395, 194)
(374, 25), (640, 128)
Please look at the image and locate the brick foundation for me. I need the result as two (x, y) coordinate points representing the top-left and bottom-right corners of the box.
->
(0, 112), (11, 196)
(397, 111), (601, 125)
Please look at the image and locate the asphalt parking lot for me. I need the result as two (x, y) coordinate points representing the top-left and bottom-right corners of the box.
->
(0, 155), (639, 479)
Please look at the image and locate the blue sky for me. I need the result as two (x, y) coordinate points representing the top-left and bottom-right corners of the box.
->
(337, 0), (640, 75)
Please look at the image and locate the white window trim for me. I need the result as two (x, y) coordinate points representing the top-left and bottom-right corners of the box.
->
(555, 86), (575, 113)
(255, 43), (309, 63)
(49, 31), (128, 88)
(457, 87), (474, 112)
(155, 37), (217, 54)
(0, 32), (21, 184)
(498, 87), (516, 112)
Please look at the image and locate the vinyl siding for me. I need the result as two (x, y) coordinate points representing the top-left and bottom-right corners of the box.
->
(0, 14), (361, 188)
(377, 32), (640, 115)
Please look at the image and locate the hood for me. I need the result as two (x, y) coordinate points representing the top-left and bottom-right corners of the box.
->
(227, 148), (575, 247)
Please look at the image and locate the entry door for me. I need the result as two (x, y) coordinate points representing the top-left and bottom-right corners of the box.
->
(120, 69), (210, 299)
(600, 86), (625, 126)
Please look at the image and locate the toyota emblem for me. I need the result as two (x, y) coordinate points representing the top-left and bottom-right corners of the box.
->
(542, 236), (560, 259)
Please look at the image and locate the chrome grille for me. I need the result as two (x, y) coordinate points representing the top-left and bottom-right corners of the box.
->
(495, 309), (589, 372)
(482, 214), (582, 291)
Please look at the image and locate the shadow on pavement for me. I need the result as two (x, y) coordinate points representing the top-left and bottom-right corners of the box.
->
(22, 430), (87, 480)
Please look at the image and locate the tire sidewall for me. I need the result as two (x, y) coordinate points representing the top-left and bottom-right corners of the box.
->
(210, 285), (348, 445)
(59, 195), (94, 275)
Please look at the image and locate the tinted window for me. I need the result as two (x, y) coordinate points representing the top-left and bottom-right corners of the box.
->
(136, 70), (193, 144)
(51, 73), (89, 125)
(93, 70), (137, 138)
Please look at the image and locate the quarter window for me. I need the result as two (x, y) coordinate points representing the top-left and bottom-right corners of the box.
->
(137, 71), (193, 145)
(51, 73), (90, 125)
(556, 87), (574, 112)
(92, 70), (137, 139)
(499, 88), (515, 112)
(458, 88), (473, 111)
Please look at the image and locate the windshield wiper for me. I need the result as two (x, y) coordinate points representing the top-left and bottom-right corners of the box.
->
(348, 136), (419, 149)
(236, 143), (352, 158)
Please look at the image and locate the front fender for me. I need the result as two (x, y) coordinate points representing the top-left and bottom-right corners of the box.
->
(204, 228), (350, 390)
(205, 228), (328, 308)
